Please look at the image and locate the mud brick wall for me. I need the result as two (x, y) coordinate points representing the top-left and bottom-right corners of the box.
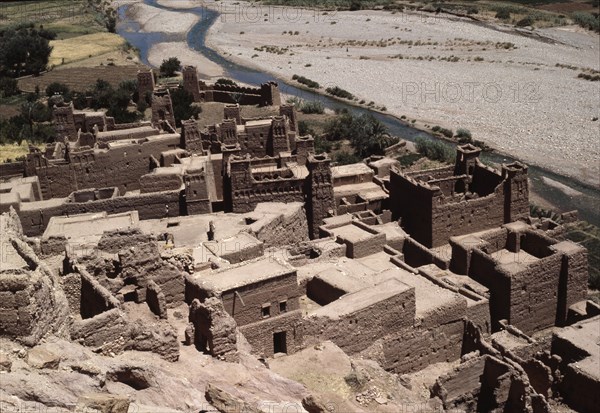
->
(31, 134), (180, 199)
(70, 308), (129, 347)
(61, 272), (82, 315)
(478, 228), (509, 253)
(431, 355), (487, 410)
(19, 189), (181, 236)
(0, 271), (38, 337)
(239, 310), (302, 357)
(140, 173), (183, 194)
(560, 247), (588, 323)
(78, 267), (120, 320)
(118, 242), (185, 307)
(561, 364), (600, 413)
(230, 180), (305, 213)
(0, 161), (25, 179)
(430, 192), (504, 248)
(374, 319), (465, 374)
(221, 274), (301, 327)
(301, 286), (415, 355)
(510, 254), (562, 334)
(306, 276), (349, 306)
(0, 238), (70, 345)
(342, 225), (386, 259)
(389, 170), (434, 245)
(470, 164), (503, 196)
(468, 249), (510, 332)
(252, 204), (309, 248)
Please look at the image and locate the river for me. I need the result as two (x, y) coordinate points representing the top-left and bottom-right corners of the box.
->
(117, 0), (600, 225)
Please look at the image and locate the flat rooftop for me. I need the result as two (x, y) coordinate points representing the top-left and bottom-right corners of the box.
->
(334, 182), (387, 201)
(554, 316), (600, 380)
(373, 267), (462, 318)
(96, 125), (156, 139)
(330, 223), (376, 243)
(331, 163), (372, 178)
(309, 278), (411, 319)
(194, 257), (295, 292)
(43, 211), (139, 240)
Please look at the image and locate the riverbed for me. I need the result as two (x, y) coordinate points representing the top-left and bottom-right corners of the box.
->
(115, 0), (600, 225)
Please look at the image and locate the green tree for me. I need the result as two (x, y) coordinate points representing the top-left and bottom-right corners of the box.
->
(170, 88), (201, 127)
(45, 82), (71, 99)
(160, 57), (181, 77)
(0, 26), (54, 77)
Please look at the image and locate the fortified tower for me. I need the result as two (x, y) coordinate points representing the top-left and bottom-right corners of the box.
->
(502, 162), (529, 223)
(137, 69), (155, 105)
(182, 66), (201, 102)
(181, 119), (203, 153)
(306, 154), (335, 239)
(53, 103), (78, 142)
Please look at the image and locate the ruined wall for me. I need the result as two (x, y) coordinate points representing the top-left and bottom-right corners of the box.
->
(0, 239), (70, 345)
(118, 241), (185, 307)
(228, 159), (305, 213)
(188, 297), (238, 361)
(0, 161), (25, 179)
(29, 134), (180, 199)
(251, 203), (309, 248)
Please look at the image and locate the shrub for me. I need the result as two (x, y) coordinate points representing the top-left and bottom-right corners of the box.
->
(516, 15), (535, 27)
(314, 135), (332, 153)
(326, 86), (354, 99)
(334, 151), (361, 165)
(0, 77), (19, 98)
(215, 78), (238, 86)
(292, 74), (320, 88)
(455, 128), (472, 143)
(435, 127), (453, 138)
(572, 11), (600, 32)
(495, 9), (510, 20)
(415, 136), (455, 163)
(299, 100), (324, 114)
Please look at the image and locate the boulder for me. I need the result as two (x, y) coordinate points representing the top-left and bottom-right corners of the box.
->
(27, 346), (61, 369)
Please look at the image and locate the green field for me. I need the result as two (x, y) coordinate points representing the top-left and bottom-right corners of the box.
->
(0, 0), (107, 39)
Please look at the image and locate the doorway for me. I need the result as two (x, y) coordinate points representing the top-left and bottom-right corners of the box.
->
(273, 331), (287, 354)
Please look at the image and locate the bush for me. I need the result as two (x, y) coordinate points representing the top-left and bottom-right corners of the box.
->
(438, 127), (453, 138)
(334, 151), (361, 165)
(326, 86), (354, 100)
(0, 77), (19, 98)
(572, 11), (600, 32)
(455, 128), (472, 143)
(45, 82), (70, 99)
(415, 136), (455, 163)
(215, 78), (238, 86)
(292, 74), (320, 88)
(299, 100), (324, 114)
(314, 135), (332, 153)
(495, 9), (511, 20)
(160, 57), (181, 77)
(516, 15), (535, 27)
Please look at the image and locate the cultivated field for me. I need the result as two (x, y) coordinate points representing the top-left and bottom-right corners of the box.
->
(48, 32), (127, 66)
